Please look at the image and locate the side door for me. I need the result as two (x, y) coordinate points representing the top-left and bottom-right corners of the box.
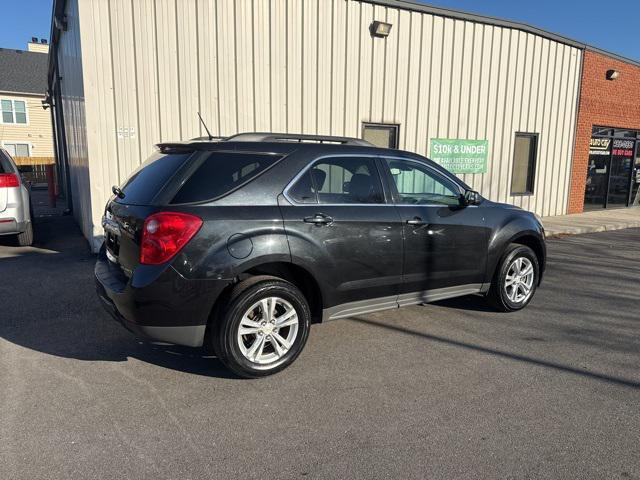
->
(380, 156), (490, 300)
(279, 155), (404, 318)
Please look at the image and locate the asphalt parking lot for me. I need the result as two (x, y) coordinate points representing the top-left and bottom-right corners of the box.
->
(1, 212), (639, 480)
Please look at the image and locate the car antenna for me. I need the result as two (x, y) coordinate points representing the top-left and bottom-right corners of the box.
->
(197, 112), (213, 141)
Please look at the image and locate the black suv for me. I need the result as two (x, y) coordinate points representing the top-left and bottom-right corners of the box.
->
(96, 133), (546, 378)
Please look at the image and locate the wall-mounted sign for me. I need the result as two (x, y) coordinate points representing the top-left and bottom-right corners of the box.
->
(612, 138), (634, 157)
(429, 138), (488, 174)
(117, 126), (136, 139)
(589, 137), (611, 156)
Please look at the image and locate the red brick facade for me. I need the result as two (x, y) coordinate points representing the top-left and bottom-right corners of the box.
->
(568, 50), (640, 213)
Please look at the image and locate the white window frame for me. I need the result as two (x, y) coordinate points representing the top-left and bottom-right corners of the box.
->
(2, 141), (32, 157)
(0, 97), (30, 125)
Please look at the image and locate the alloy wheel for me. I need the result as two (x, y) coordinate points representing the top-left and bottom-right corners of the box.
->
(236, 296), (299, 366)
(504, 256), (535, 304)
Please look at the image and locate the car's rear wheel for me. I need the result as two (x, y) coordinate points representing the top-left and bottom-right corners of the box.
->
(211, 276), (311, 378)
(487, 244), (539, 312)
(17, 218), (33, 246)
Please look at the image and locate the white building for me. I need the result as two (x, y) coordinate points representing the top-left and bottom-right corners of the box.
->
(49, 0), (583, 250)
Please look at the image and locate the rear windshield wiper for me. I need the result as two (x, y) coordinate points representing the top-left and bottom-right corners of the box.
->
(112, 185), (126, 199)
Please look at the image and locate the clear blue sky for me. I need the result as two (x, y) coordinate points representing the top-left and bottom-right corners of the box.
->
(0, 0), (638, 62)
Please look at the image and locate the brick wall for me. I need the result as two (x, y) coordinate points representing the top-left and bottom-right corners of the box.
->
(568, 50), (640, 213)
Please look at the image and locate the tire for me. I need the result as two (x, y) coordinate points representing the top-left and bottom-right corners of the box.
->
(487, 243), (539, 312)
(17, 218), (34, 247)
(211, 276), (311, 378)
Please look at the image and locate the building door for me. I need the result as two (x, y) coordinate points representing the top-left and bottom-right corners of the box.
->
(630, 143), (640, 206)
(607, 139), (634, 208)
(584, 136), (611, 210)
(584, 127), (639, 210)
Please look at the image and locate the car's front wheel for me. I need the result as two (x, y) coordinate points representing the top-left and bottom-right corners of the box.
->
(211, 276), (311, 378)
(487, 244), (539, 312)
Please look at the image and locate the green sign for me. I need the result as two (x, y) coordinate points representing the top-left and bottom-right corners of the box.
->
(429, 138), (488, 174)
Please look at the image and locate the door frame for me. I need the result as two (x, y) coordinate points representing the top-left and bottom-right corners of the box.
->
(589, 128), (638, 209)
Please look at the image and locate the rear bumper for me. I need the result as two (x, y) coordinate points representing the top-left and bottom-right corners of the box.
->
(95, 246), (230, 347)
(96, 290), (207, 346)
(0, 218), (27, 235)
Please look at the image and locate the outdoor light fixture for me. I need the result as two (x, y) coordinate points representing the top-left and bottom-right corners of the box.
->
(42, 92), (53, 110)
(370, 21), (392, 38)
(606, 69), (619, 80)
(54, 14), (68, 32)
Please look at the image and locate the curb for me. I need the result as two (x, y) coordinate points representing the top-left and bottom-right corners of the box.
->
(544, 222), (640, 238)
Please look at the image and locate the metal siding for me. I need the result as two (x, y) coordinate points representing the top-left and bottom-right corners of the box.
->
(302, 0), (319, 134)
(61, 0), (582, 248)
(254, 0), (272, 132)
(329, 0), (346, 136)
(286, 0), (303, 133)
(382, 7), (399, 124)
(270, 0), (287, 133)
(236, 0), (255, 133)
(343, 0), (361, 138)
(177, 0), (200, 140)
(217, 0), (237, 134)
(402, 12), (421, 152)
(133, 0), (162, 159)
(56, 0), (92, 242)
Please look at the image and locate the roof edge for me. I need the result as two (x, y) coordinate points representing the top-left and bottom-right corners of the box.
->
(585, 46), (640, 68)
(0, 90), (46, 97)
(47, 0), (67, 87)
(360, 0), (640, 67)
(46, 0), (640, 87)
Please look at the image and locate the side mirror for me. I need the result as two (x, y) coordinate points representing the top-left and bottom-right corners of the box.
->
(462, 190), (481, 206)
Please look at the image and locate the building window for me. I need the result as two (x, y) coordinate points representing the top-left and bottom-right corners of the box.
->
(4, 143), (30, 157)
(511, 133), (538, 195)
(1, 99), (27, 124)
(362, 123), (399, 149)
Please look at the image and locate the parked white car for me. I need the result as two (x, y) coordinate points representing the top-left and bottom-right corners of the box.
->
(0, 148), (33, 246)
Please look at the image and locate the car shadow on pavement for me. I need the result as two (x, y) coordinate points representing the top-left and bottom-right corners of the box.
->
(0, 215), (240, 379)
(432, 294), (496, 312)
(348, 316), (640, 390)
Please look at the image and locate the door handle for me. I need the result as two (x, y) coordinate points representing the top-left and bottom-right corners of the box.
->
(304, 214), (333, 225)
(406, 217), (425, 226)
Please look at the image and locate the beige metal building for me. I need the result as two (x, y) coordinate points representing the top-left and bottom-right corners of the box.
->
(49, 0), (584, 251)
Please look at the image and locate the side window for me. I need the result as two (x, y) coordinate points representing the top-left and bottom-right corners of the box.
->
(288, 156), (384, 204)
(170, 152), (282, 204)
(385, 158), (461, 206)
(287, 170), (317, 204)
(315, 157), (384, 204)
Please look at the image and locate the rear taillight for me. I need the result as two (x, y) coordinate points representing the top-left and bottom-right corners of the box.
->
(0, 173), (19, 188)
(140, 212), (203, 265)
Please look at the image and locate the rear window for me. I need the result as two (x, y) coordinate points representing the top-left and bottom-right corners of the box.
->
(118, 152), (192, 205)
(170, 152), (282, 204)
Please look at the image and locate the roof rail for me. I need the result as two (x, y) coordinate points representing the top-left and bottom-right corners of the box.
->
(190, 135), (227, 142)
(225, 132), (374, 147)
